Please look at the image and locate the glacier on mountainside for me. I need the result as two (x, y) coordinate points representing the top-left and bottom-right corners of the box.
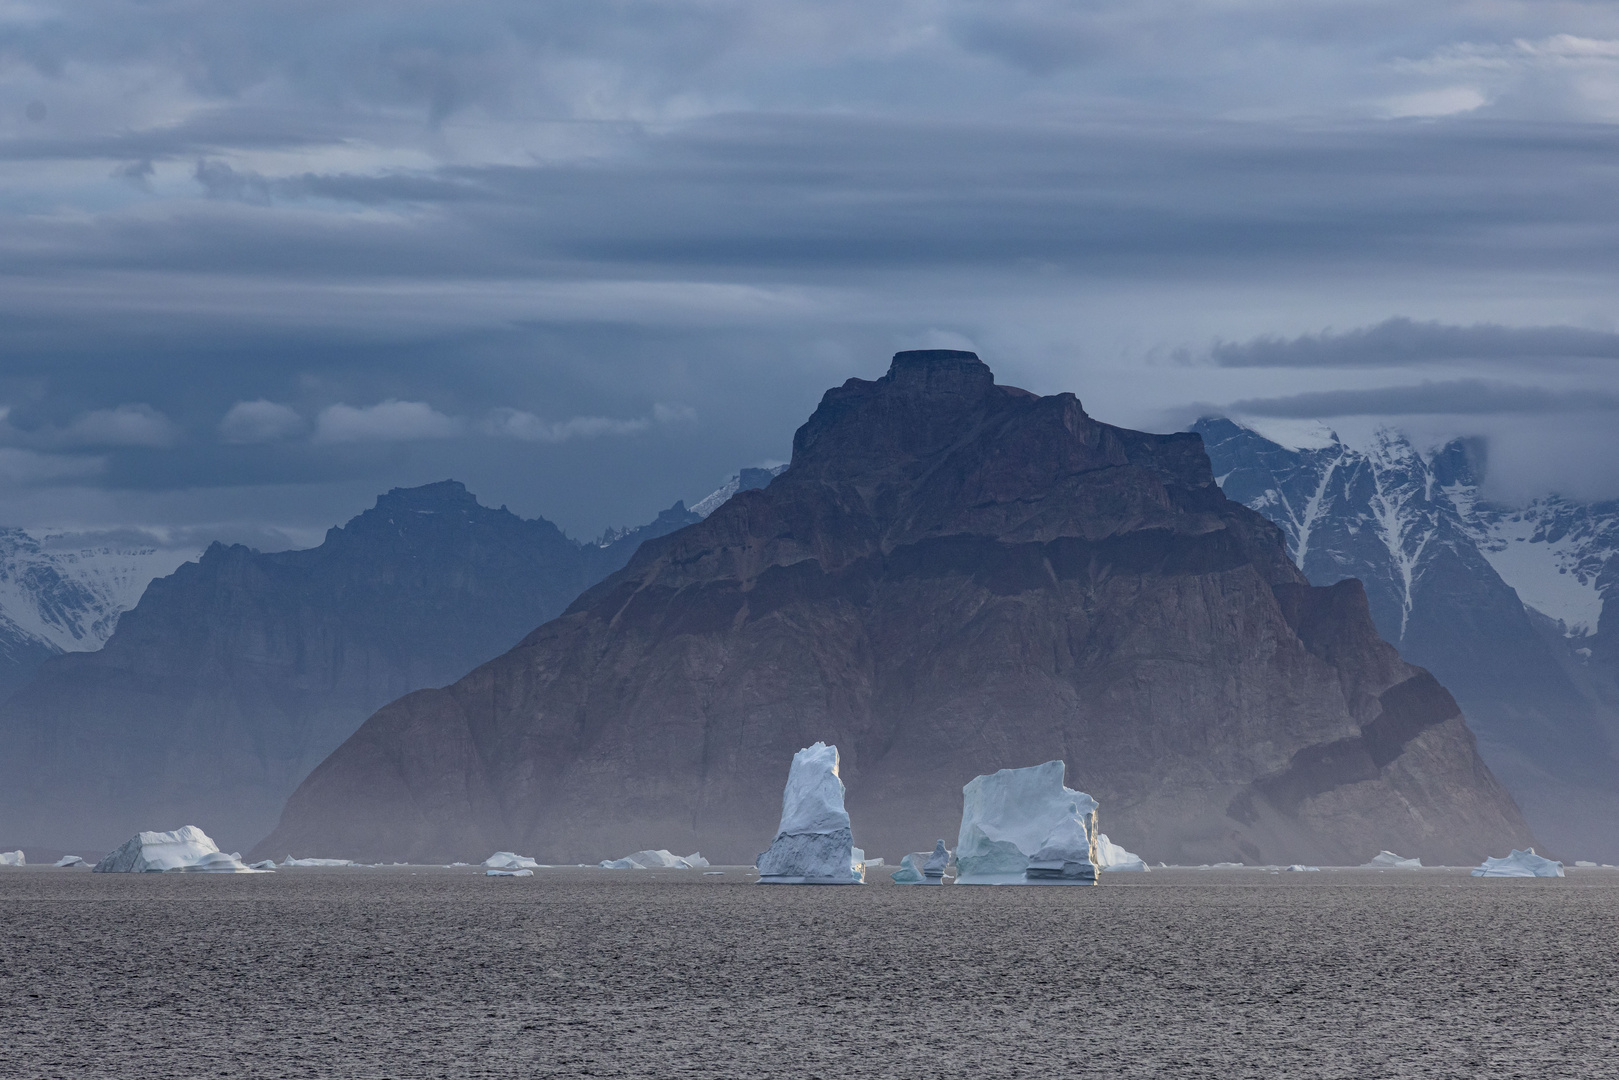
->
(955, 761), (1100, 885)
(1361, 851), (1422, 869)
(598, 849), (709, 869)
(756, 742), (864, 884)
(1473, 848), (1565, 877)
(93, 826), (266, 873)
(483, 852), (541, 869)
(0, 850), (23, 866)
(1096, 834), (1148, 871)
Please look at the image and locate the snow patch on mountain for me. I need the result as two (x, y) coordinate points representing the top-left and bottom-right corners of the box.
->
(691, 464), (787, 518)
(1460, 496), (1617, 638)
(0, 528), (197, 655)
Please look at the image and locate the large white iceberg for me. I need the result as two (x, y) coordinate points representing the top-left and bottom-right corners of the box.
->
(1473, 849), (1565, 878)
(0, 850), (23, 867)
(483, 852), (540, 869)
(93, 826), (266, 873)
(1361, 851), (1422, 869)
(598, 849), (710, 870)
(956, 761), (1099, 885)
(756, 742), (864, 884)
(1096, 834), (1148, 872)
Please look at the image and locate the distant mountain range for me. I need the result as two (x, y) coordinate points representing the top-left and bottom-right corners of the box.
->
(0, 531), (195, 698)
(1196, 418), (1619, 860)
(0, 481), (702, 852)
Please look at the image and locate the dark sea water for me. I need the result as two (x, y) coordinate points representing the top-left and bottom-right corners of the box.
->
(1, 867), (1614, 1078)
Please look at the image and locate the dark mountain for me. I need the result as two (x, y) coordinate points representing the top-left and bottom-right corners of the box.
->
(258, 352), (1531, 867)
(0, 481), (699, 852)
(1196, 418), (1619, 861)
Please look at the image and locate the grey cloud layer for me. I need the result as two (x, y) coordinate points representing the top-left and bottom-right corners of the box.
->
(1228, 379), (1619, 418)
(1213, 318), (1619, 367)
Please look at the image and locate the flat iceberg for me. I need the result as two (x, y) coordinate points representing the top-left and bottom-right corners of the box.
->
(756, 742), (864, 884)
(54, 855), (87, 868)
(1096, 834), (1148, 872)
(597, 849), (709, 869)
(1361, 851), (1422, 869)
(1284, 864), (1321, 872)
(0, 850), (24, 866)
(1473, 848), (1565, 878)
(281, 856), (356, 867)
(486, 868), (534, 877)
(92, 826), (266, 873)
(483, 852), (541, 870)
(955, 761), (1099, 885)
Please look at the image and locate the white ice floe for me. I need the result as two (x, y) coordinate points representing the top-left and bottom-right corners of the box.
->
(1096, 834), (1148, 872)
(0, 850), (23, 867)
(486, 868), (534, 877)
(1575, 861), (1599, 868)
(248, 860), (277, 870)
(280, 857), (356, 867)
(756, 741), (864, 884)
(1361, 851), (1422, 869)
(955, 761), (1099, 885)
(54, 855), (87, 868)
(92, 826), (266, 873)
(1472, 848), (1565, 878)
(1285, 865), (1321, 872)
(598, 849), (710, 870)
(483, 852), (541, 870)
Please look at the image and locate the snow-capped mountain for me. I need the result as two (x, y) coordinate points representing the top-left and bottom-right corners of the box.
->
(0, 529), (196, 696)
(1196, 417), (1619, 860)
(690, 465), (786, 518)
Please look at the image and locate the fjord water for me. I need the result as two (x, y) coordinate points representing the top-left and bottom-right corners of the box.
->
(2, 868), (1613, 1078)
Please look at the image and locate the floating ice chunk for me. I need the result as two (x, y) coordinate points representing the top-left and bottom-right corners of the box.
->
(890, 854), (926, 883)
(54, 855), (87, 868)
(597, 849), (709, 869)
(280, 856), (356, 867)
(1361, 851), (1422, 869)
(0, 850), (23, 867)
(955, 761), (1099, 885)
(486, 868), (534, 877)
(703, 871), (725, 876)
(865, 858), (885, 868)
(923, 841), (950, 880)
(92, 826), (266, 873)
(1473, 848), (1565, 877)
(1574, 861), (1598, 868)
(483, 852), (541, 869)
(248, 860), (277, 870)
(1284, 864), (1321, 872)
(756, 742), (864, 884)
(1096, 834), (1148, 872)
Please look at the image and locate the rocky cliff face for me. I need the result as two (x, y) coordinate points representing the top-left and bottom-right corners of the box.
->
(1197, 418), (1619, 861)
(0, 481), (698, 851)
(259, 353), (1532, 866)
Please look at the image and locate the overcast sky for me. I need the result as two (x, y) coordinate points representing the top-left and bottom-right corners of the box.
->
(6, 0), (1619, 548)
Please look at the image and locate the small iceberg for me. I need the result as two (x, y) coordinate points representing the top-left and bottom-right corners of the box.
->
(486, 868), (534, 877)
(890, 840), (952, 885)
(1473, 849), (1565, 878)
(1096, 834), (1148, 872)
(281, 856), (356, 867)
(756, 742), (865, 884)
(54, 855), (87, 868)
(92, 826), (267, 873)
(0, 850), (23, 867)
(1575, 861), (1599, 868)
(955, 761), (1099, 885)
(1284, 864), (1321, 872)
(483, 852), (541, 870)
(1361, 851), (1422, 869)
(248, 860), (278, 870)
(598, 850), (709, 869)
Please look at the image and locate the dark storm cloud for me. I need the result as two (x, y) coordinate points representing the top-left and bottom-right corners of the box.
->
(1229, 379), (1619, 418)
(1213, 317), (1619, 367)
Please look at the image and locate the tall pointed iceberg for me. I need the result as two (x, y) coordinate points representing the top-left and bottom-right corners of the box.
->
(956, 761), (1100, 885)
(756, 742), (864, 884)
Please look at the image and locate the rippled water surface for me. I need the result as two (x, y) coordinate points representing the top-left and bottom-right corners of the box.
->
(2, 866), (1615, 1078)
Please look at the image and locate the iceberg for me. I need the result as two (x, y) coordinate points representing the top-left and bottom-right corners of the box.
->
(756, 742), (864, 884)
(1472, 848), (1565, 878)
(486, 868), (534, 877)
(54, 855), (87, 868)
(890, 853), (926, 883)
(1096, 834), (1148, 872)
(1361, 851), (1422, 869)
(92, 826), (266, 873)
(0, 850), (24, 867)
(955, 761), (1099, 885)
(248, 860), (278, 870)
(280, 856), (356, 867)
(1284, 864), (1321, 872)
(597, 849), (710, 870)
(483, 852), (541, 870)
(891, 840), (952, 885)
